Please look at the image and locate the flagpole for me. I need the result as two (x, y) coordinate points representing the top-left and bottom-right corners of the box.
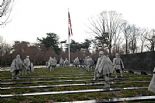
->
(68, 32), (71, 65)
(68, 8), (71, 65)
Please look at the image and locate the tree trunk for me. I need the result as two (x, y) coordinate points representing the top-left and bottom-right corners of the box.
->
(151, 42), (154, 52)
(125, 39), (128, 54)
(141, 42), (144, 53)
(109, 43), (112, 55)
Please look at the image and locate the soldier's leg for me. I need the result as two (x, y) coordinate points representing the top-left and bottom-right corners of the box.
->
(93, 70), (97, 80)
(86, 65), (89, 71)
(120, 69), (123, 77)
(88, 65), (90, 71)
(16, 70), (20, 79)
(27, 67), (30, 74)
(12, 70), (19, 79)
(104, 74), (110, 88)
(90, 65), (92, 71)
(52, 65), (55, 70)
(22, 68), (25, 75)
(12, 71), (15, 79)
(114, 69), (118, 78)
(15, 70), (18, 79)
(50, 66), (52, 71)
(116, 69), (121, 77)
(29, 66), (32, 72)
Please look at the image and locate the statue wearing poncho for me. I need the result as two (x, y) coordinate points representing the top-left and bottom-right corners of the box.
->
(148, 68), (155, 93)
(94, 51), (113, 88)
(24, 56), (31, 71)
(52, 57), (57, 68)
(74, 57), (80, 67)
(10, 55), (23, 79)
(64, 58), (69, 66)
(59, 57), (64, 67)
(113, 53), (124, 78)
(47, 57), (53, 71)
(85, 56), (94, 71)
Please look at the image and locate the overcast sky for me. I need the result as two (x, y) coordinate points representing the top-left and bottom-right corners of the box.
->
(0, 0), (155, 44)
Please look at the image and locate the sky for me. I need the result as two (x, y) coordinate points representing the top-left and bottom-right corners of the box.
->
(0, 0), (155, 44)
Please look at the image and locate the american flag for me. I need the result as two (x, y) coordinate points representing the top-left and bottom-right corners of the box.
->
(68, 10), (73, 36)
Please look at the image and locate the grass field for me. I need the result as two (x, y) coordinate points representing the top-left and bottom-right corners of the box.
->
(0, 67), (154, 103)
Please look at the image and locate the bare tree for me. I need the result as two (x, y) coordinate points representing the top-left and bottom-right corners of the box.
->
(0, 0), (14, 57)
(0, 0), (14, 25)
(139, 28), (148, 53)
(89, 11), (123, 55)
(102, 11), (123, 54)
(0, 35), (6, 56)
(115, 37), (124, 53)
(128, 25), (139, 54)
(88, 13), (108, 49)
(0, 35), (9, 56)
(122, 22), (132, 54)
(144, 29), (155, 52)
